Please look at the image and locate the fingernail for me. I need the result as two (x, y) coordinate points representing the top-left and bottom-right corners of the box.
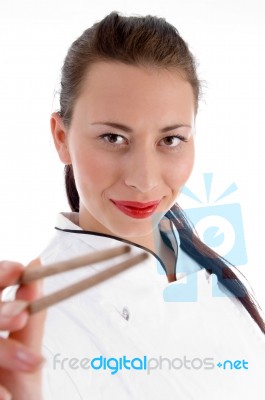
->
(16, 349), (44, 366)
(0, 301), (28, 317)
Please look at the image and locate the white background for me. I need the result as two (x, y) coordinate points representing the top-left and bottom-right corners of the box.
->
(0, 0), (264, 309)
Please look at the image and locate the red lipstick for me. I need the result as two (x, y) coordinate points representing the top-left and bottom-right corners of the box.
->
(110, 200), (160, 219)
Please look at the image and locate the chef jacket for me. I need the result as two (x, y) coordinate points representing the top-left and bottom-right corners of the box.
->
(40, 211), (265, 400)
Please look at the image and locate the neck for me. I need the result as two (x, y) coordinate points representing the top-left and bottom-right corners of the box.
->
(127, 227), (161, 253)
(127, 228), (177, 282)
(74, 211), (176, 282)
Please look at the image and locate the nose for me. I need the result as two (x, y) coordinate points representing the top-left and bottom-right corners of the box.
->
(123, 147), (159, 192)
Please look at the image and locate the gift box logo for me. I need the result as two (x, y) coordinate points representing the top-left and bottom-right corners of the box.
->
(181, 173), (247, 266)
(160, 173), (247, 301)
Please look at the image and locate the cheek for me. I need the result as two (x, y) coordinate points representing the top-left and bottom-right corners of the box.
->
(167, 142), (195, 189)
(72, 148), (119, 189)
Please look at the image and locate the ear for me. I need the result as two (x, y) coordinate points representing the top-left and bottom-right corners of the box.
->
(50, 112), (72, 164)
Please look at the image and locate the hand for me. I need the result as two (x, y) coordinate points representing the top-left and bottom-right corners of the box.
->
(0, 259), (46, 400)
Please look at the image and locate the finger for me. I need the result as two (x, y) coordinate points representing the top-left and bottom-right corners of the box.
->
(0, 336), (44, 373)
(10, 258), (47, 353)
(0, 385), (12, 400)
(0, 301), (29, 331)
(0, 261), (24, 289)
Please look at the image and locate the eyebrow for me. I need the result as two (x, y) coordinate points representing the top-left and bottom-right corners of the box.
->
(90, 121), (192, 133)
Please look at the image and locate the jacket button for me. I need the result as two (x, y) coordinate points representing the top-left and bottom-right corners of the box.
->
(122, 307), (130, 321)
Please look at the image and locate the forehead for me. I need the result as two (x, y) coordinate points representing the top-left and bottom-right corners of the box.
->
(72, 62), (195, 123)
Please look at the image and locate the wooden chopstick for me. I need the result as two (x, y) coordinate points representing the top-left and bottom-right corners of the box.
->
(20, 245), (131, 284)
(27, 252), (148, 314)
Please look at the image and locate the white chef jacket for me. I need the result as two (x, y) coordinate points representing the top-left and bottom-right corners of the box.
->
(40, 211), (265, 400)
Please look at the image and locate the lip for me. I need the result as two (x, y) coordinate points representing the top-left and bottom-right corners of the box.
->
(110, 199), (161, 219)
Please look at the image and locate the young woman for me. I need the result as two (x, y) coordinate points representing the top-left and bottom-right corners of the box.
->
(0, 11), (264, 400)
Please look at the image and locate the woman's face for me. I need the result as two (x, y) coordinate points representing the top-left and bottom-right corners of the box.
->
(51, 62), (195, 244)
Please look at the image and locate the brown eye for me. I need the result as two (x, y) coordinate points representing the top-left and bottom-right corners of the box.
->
(164, 137), (177, 145)
(108, 134), (119, 143)
(99, 133), (127, 147)
(160, 136), (182, 147)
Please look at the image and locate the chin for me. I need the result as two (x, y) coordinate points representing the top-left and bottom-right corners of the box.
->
(109, 220), (157, 239)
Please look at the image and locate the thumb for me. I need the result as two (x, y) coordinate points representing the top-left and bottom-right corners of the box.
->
(9, 258), (47, 353)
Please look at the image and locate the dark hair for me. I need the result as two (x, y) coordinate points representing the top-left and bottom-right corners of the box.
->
(57, 11), (265, 333)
